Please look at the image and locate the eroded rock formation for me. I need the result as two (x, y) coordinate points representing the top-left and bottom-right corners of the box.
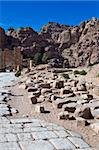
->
(0, 17), (99, 68)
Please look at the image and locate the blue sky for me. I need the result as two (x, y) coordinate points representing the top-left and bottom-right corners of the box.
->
(0, 1), (99, 31)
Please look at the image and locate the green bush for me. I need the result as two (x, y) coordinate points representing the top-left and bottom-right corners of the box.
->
(34, 52), (42, 65)
(73, 70), (87, 75)
(88, 63), (94, 67)
(74, 70), (80, 75)
(88, 62), (99, 67)
(42, 53), (48, 64)
(15, 70), (21, 77)
(79, 70), (87, 75)
(62, 73), (70, 80)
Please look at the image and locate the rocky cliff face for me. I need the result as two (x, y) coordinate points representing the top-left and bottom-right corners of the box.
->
(0, 17), (99, 67)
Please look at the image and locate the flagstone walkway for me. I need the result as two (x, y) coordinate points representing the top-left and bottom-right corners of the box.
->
(0, 117), (97, 150)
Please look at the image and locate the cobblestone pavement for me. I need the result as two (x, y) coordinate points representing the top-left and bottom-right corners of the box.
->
(0, 117), (97, 150)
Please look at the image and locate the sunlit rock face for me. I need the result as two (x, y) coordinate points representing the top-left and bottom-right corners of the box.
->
(0, 17), (99, 68)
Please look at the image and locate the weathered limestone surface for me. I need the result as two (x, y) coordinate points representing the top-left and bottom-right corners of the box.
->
(0, 117), (95, 150)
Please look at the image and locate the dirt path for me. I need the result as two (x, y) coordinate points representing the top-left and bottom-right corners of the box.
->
(7, 83), (99, 149)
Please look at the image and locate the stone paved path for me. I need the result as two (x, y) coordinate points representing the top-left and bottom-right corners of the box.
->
(0, 117), (97, 150)
(0, 78), (98, 150)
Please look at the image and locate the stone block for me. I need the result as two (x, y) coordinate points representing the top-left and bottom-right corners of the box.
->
(66, 130), (82, 138)
(19, 140), (55, 150)
(75, 107), (94, 119)
(54, 130), (69, 138)
(68, 136), (90, 149)
(62, 103), (76, 113)
(77, 83), (86, 91)
(35, 105), (45, 113)
(58, 111), (69, 120)
(0, 142), (21, 150)
(6, 133), (18, 142)
(50, 95), (57, 101)
(60, 87), (73, 96)
(30, 95), (37, 104)
(17, 133), (33, 141)
(49, 138), (75, 150)
(0, 134), (7, 142)
(32, 91), (41, 97)
(39, 83), (50, 89)
(53, 98), (71, 109)
(53, 80), (64, 89)
(27, 87), (37, 92)
(32, 130), (58, 140)
(81, 94), (93, 100)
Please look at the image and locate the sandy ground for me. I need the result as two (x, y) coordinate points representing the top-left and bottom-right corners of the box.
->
(7, 82), (99, 149)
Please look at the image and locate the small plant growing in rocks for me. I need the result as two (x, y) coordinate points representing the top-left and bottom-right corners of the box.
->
(74, 70), (80, 75)
(79, 70), (87, 75)
(74, 70), (87, 75)
(33, 52), (42, 65)
(15, 70), (21, 77)
(62, 73), (70, 80)
(42, 52), (48, 64)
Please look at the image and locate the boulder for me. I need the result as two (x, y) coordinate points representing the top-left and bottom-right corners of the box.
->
(75, 107), (94, 119)
(53, 80), (64, 89)
(60, 87), (73, 95)
(62, 93), (76, 98)
(27, 87), (37, 92)
(81, 94), (93, 100)
(58, 111), (69, 120)
(58, 111), (75, 120)
(58, 30), (71, 44)
(53, 98), (73, 109)
(32, 91), (41, 97)
(77, 83), (86, 91)
(39, 83), (50, 88)
(74, 91), (88, 96)
(62, 103), (77, 113)
(29, 95), (37, 104)
(50, 95), (57, 101)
